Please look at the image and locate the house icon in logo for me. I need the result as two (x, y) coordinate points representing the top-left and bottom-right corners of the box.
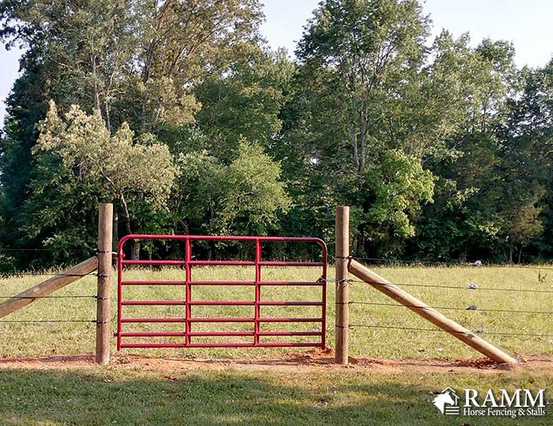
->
(432, 387), (460, 415)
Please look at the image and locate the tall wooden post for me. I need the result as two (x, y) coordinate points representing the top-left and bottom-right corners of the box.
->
(96, 203), (113, 365)
(335, 206), (349, 364)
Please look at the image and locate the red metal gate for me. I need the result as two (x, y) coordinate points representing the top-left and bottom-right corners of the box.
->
(117, 235), (327, 350)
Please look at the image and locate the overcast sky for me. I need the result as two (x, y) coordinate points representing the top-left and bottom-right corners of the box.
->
(2, 0), (553, 122)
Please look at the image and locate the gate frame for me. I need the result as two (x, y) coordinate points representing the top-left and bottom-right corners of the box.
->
(117, 234), (327, 350)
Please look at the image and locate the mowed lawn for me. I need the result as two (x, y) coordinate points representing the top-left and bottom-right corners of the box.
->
(0, 366), (552, 425)
(0, 265), (552, 425)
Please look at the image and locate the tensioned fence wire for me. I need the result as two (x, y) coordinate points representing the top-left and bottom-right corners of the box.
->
(347, 255), (553, 271)
(345, 300), (551, 315)
(347, 325), (553, 338)
(0, 247), (100, 325)
(331, 255), (553, 340)
(324, 278), (553, 294)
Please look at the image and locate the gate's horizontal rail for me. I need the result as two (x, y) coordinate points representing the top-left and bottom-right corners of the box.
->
(121, 301), (187, 306)
(259, 331), (321, 336)
(121, 317), (323, 323)
(121, 281), (187, 286)
(176, 281), (255, 286)
(259, 301), (323, 306)
(260, 261), (324, 267)
(121, 318), (188, 323)
(121, 260), (325, 267)
(120, 281), (324, 286)
(123, 260), (187, 266)
(120, 332), (254, 337)
(120, 343), (320, 349)
(191, 301), (253, 306)
(259, 281), (324, 286)
(260, 318), (322, 322)
(121, 300), (323, 306)
(120, 332), (189, 337)
(119, 234), (327, 244)
(119, 331), (322, 338)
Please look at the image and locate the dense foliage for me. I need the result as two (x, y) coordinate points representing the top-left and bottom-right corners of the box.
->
(1, 0), (552, 266)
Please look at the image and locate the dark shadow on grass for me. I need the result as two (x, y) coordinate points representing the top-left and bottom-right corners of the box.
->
(0, 369), (444, 425)
(0, 369), (549, 425)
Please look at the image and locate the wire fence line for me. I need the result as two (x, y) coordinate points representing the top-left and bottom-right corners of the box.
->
(0, 320), (97, 324)
(348, 301), (552, 315)
(0, 295), (99, 299)
(0, 256), (102, 327)
(0, 246), (103, 279)
(339, 255), (552, 343)
(339, 255), (553, 271)
(348, 324), (553, 338)
(0, 312), (117, 325)
(0, 247), (95, 253)
(323, 278), (553, 294)
(0, 272), (98, 279)
(358, 280), (553, 293)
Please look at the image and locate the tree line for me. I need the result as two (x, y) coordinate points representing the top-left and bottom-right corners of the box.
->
(0, 0), (552, 268)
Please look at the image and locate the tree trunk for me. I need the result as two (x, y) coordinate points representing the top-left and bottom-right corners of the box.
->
(358, 113), (366, 180)
(119, 194), (139, 259)
(104, 99), (111, 133)
(91, 54), (101, 112)
(356, 223), (364, 256)
(131, 241), (140, 260)
(113, 210), (119, 250)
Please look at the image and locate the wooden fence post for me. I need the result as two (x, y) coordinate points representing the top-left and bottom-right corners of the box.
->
(335, 206), (349, 364)
(96, 203), (113, 365)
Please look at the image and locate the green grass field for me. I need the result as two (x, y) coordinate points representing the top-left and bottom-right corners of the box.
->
(1, 265), (552, 425)
(1, 265), (551, 359)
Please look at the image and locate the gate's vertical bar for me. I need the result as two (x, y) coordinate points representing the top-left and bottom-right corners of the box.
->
(96, 203), (113, 365)
(116, 245), (123, 351)
(321, 245), (327, 349)
(185, 238), (192, 346)
(254, 239), (261, 346)
(335, 206), (349, 364)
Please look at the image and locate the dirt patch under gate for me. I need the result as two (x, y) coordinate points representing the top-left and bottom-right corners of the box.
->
(1, 349), (552, 375)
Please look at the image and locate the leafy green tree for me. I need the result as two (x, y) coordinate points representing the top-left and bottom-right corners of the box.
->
(0, 0), (137, 127)
(0, 0), (263, 131)
(410, 36), (553, 263)
(0, 0), (269, 263)
(296, 0), (430, 179)
(365, 149), (434, 239)
(0, 49), (49, 249)
(493, 63), (553, 261)
(170, 141), (290, 236)
(283, 0), (439, 254)
(121, 0), (264, 133)
(219, 141), (291, 234)
(4, 0), (553, 267)
(23, 101), (176, 261)
(196, 47), (294, 156)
